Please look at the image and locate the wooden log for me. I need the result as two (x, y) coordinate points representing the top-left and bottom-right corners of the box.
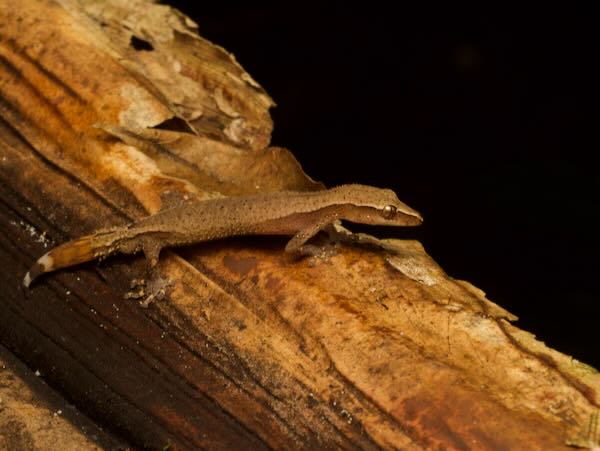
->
(1, 1), (599, 449)
(0, 343), (124, 449)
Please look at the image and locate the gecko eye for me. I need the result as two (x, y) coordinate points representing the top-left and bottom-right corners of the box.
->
(381, 205), (397, 219)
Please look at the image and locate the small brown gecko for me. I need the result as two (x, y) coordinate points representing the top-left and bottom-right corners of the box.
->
(24, 184), (422, 287)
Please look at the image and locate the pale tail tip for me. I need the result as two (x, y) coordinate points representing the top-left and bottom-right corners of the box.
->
(23, 272), (32, 288)
(23, 253), (54, 288)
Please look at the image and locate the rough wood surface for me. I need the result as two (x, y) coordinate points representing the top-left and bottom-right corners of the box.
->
(0, 344), (124, 450)
(1, 1), (599, 450)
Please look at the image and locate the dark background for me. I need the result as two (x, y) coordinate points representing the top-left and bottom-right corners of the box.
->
(169, 3), (598, 368)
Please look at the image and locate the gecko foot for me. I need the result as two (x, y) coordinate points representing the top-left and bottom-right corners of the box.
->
(293, 243), (338, 260)
(124, 278), (146, 301)
(124, 275), (170, 308)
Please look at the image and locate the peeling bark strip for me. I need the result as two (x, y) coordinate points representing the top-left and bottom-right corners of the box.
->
(1, 1), (599, 450)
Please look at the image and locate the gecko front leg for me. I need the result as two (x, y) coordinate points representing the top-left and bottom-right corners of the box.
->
(284, 215), (340, 258)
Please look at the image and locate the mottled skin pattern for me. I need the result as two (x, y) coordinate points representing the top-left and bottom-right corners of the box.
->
(23, 184), (422, 287)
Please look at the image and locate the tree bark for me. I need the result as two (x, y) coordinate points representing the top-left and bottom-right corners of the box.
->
(1, 1), (599, 449)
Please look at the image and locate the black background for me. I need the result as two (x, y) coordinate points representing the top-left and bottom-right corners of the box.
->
(168, 3), (598, 368)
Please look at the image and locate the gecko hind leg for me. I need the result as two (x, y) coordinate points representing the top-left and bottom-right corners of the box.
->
(124, 239), (164, 306)
(141, 239), (163, 268)
(123, 238), (161, 293)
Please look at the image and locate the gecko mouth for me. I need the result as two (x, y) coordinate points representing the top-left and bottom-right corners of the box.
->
(402, 214), (423, 226)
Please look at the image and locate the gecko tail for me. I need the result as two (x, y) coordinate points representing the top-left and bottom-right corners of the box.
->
(23, 235), (99, 288)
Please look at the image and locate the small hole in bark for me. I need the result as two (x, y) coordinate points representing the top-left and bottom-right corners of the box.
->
(152, 117), (195, 134)
(130, 35), (154, 51)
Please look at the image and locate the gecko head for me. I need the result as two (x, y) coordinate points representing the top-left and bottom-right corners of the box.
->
(331, 184), (423, 226)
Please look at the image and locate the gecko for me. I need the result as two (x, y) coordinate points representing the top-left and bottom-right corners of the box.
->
(23, 184), (423, 287)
